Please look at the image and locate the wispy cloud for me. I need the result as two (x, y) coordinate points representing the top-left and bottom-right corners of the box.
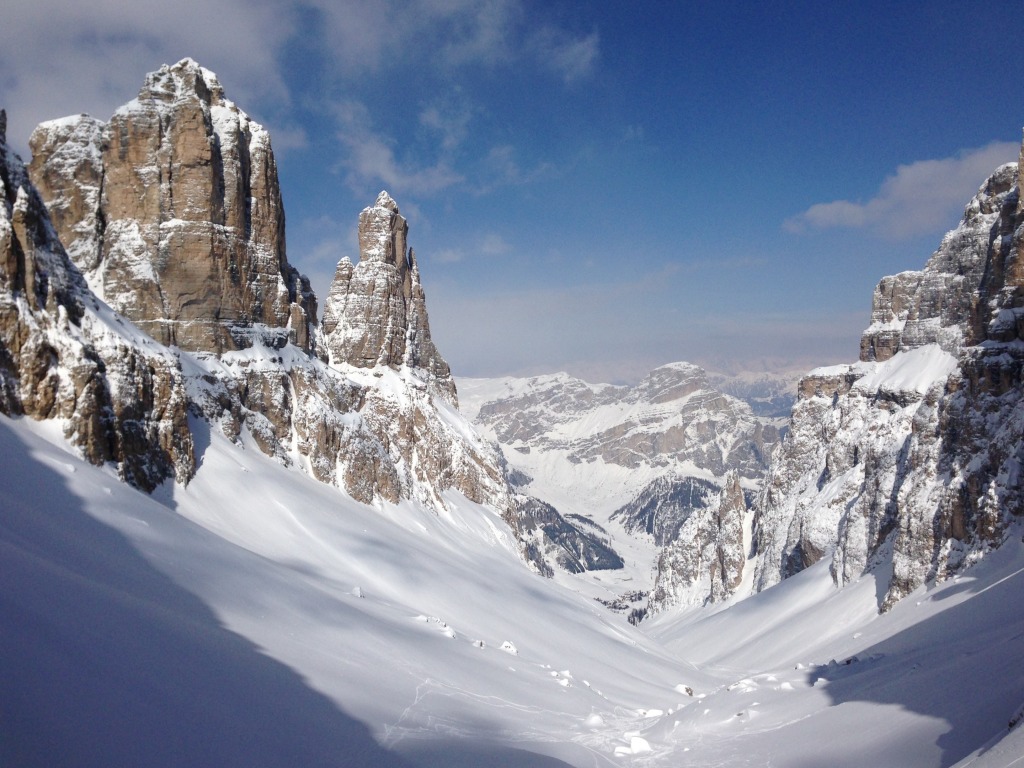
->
(305, 0), (596, 82)
(474, 144), (554, 193)
(530, 27), (599, 84)
(428, 232), (512, 264)
(784, 141), (1020, 239)
(480, 233), (511, 255)
(332, 100), (464, 196)
(419, 102), (473, 153)
(0, 0), (294, 151)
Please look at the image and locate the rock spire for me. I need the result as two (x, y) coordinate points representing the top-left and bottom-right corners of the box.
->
(322, 191), (456, 402)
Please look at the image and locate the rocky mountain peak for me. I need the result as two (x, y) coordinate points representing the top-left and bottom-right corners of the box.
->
(28, 60), (317, 356)
(323, 190), (456, 402)
(859, 160), (1021, 363)
(135, 58), (225, 111)
(359, 190), (407, 264)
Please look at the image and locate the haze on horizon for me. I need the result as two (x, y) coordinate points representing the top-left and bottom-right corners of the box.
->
(2, 0), (1023, 384)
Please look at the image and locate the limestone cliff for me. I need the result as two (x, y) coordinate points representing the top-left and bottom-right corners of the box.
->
(753, 151), (1024, 610)
(17, 60), (562, 573)
(28, 58), (317, 355)
(322, 191), (456, 403)
(0, 109), (193, 491)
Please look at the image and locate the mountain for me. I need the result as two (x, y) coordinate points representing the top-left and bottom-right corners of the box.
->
(3, 60), (1024, 768)
(459, 363), (781, 608)
(645, 146), (1024, 619)
(750, 151), (1024, 611)
(18, 59), (614, 578)
(21, 60), (503, 520)
(706, 369), (801, 419)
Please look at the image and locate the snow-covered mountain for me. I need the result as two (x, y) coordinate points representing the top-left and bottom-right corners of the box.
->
(750, 153), (1024, 611)
(2, 60), (1024, 768)
(458, 362), (782, 608)
(20, 59), (613, 578)
(706, 368), (801, 418)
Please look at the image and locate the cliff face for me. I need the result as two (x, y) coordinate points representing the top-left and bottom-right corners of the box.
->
(753, 153), (1024, 610)
(322, 191), (456, 403)
(0, 109), (193, 491)
(11, 61), (527, 548)
(28, 59), (317, 355)
(648, 471), (747, 612)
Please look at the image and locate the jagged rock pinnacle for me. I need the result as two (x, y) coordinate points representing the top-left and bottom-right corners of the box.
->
(323, 190), (456, 403)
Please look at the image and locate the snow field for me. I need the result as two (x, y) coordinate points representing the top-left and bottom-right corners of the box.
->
(3, 411), (1024, 766)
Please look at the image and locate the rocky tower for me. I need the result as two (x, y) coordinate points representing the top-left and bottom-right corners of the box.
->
(28, 58), (317, 354)
(322, 191), (456, 402)
(0, 109), (193, 491)
(753, 146), (1024, 610)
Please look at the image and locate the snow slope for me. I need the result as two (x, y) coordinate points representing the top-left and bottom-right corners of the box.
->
(3, 412), (1022, 767)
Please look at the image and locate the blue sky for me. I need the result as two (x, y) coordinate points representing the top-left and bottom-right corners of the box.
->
(3, 1), (1023, 382)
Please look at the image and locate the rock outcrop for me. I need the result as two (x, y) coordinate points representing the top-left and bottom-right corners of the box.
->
(322, 191), (455, 402)
(18, 60), (577, 575)
(513, 495), (624, 575)
(648, 471), (747, 612)
(28, 58), (317, 355)
(0, 109), (193, 491)
(753, 151), (1024, 610)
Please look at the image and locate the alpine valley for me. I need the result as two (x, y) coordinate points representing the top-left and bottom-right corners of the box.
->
(2, 60), (1023, 768)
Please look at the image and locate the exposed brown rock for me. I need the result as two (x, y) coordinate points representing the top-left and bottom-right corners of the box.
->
(1, 111), (193, 491)
(323, 191), (456, 403)
(28, 58), (317, 356)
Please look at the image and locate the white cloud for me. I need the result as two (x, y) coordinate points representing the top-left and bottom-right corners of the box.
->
(480, 233), (511, 255)
(332, 100), (464, 196)
(426, 232), (511, 265)
(431, 0), (522, 69)
(530, 27), (599, 83)
(305, 0), (594, 81)
(434, 248), (466, 264)
(419, 103), (473, 153)
(0, 0), (295, 152)
(785, 141), (1020, 239)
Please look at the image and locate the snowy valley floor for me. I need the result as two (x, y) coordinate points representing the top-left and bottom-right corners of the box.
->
(1, 412), (1022, 768)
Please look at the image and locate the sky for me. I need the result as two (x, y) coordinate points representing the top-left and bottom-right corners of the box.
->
(2, 1), (1023, 383)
